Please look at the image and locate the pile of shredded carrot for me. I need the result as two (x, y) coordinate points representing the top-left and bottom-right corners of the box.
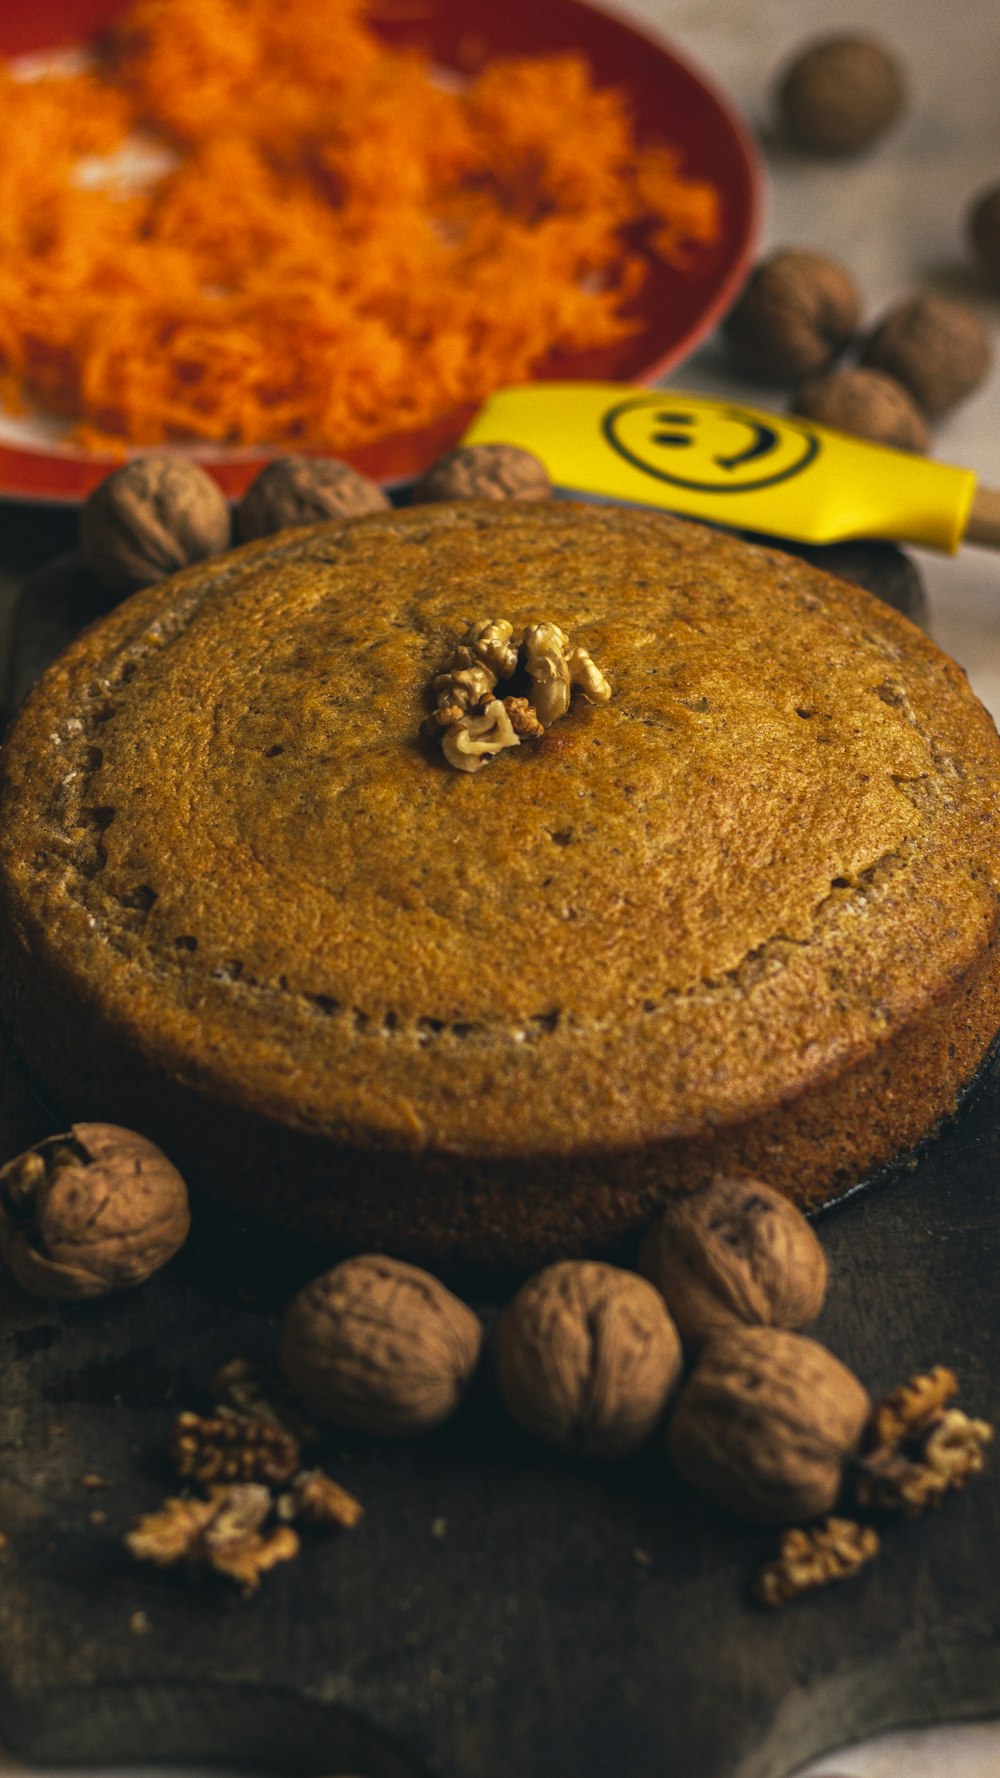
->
(0, 0), (722, 454)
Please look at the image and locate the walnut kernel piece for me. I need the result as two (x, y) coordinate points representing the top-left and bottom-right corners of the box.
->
(456, 617), (520, 681)
(567, 644), (611, 705)
(923, 1409), (992, 1488)
(754, 1516), (879, 1607)
(667, 1327), (871, 1523)
(278, 1468), (364, 1530)
(441, 697), (520, 773)
(503, 696), (545, 738)
(80, 455), (232, 596)
(235, 455), (388, 541)
(496, 1261), (683, 1458)
(211, 1356), (318, 1443)
(856, 1411), (993, 1515)
(433, 662), (497, 715)
(522, 621), (572, 725)
(199, 1481), (273, 1552)
(638, 1176), (828, 1349)
(869, 1365), (958, 1447)
(126, 1483), (299, 1595)
(776, 36), (906, 156)
(420, 657), (499, 738)
(207, 1521), (300, 1594)
(280, 1254), (483, 1436)
(412, 443), (552, 503)
(0, 1124), (190, 1301)
(428, 616), (611, 766)
(126, 1493), (224, 1567)
(169, 1410), (301, 1486)
(860, 295), (992, 419)
(724, 249), (861, 381)
(854, 1368), (992, 1515)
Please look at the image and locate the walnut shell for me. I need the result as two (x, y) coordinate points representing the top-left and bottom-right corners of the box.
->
(968, 184), (1000, 293)
(235, 455), (389, 542)
(724, 249), (861, 382)
(80, 455), (231, 595)
(638, 1177), (827, 1349)
(860, 295), (992, 419)
(0, 1124), (190, 1301)
(667, 1328), (871, 1524)
(495, 1261), (683, 1457)
(411, 444), (552, 504)
(791, 367), (930, 452)
(777, 36), (906, 156)
(279, 1254), (482, 1436)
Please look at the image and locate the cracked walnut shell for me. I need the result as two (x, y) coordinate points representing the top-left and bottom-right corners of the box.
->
(638, 1176), (827, 1349)
(0, 1124), (190, 1301)
(496, 1261), (683, 1457)
(280, 1254), (483, 1435)
(668, 1327), (870, 1523)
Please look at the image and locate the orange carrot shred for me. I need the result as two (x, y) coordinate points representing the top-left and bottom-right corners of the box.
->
(0, 0), (721, 454)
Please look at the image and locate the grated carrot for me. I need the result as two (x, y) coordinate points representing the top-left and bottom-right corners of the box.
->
(0, 0), (722, 455)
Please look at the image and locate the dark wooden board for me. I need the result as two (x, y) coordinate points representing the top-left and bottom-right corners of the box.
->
(4, 533), (998, 1778)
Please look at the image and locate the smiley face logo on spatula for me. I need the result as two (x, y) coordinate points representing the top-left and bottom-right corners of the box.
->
(602, 395), (820, 493)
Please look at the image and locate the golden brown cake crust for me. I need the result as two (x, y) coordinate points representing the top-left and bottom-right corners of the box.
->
(2, 501), (1000, 1266)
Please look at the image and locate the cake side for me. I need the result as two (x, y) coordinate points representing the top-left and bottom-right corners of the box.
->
(1, 502), (999, 1263)
(1, 919), (998, 1271)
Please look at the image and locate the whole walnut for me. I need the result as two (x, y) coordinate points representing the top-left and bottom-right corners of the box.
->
(0, 1125), (190, 1301)
(968, 183), (1000, 293)
(638, 1177), (827, 1349)
(411, 444), (552, 504)
(791, 367), (930, 453)
(724, 250), (861, 382)
(235, 455), (389, 542)
(777, 36), (906, 156)
(80, 454), (232, 595)
(495, 1261), (682, 1458)
(860, 295), (992, 419)
(279, 1255), (482, 1436)
(667, 1328), (870, 1523)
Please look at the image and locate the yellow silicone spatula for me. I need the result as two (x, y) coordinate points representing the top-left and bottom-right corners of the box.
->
(461, 382), (1000, 553)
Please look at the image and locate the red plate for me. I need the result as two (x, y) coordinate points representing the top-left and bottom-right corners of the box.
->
(0, 0), (761, 500)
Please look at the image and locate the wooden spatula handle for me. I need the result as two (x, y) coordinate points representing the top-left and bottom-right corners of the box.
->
(965, 485), (1000, 548)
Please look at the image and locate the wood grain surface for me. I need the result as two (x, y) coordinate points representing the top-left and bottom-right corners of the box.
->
(2, 538), (997, 1778)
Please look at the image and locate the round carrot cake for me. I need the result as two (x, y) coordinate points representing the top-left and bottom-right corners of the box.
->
(1, 501), (998, 1266)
